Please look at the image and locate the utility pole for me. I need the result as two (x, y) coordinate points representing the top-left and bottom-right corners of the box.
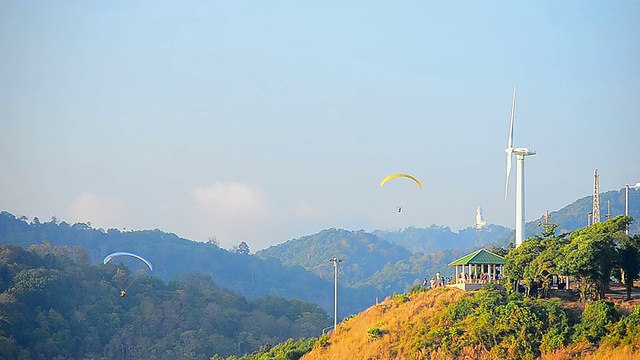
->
(329, 257), (343, 333)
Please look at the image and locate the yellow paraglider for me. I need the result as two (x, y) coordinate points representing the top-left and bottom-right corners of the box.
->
(379, 173), (423, 189)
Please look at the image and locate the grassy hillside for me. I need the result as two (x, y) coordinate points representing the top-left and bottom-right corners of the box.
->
(302, 287), (640, 360)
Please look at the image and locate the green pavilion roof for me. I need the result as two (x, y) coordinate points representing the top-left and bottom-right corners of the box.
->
(448, 249), (506, 266)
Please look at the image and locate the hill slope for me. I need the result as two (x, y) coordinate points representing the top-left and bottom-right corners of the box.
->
(526, 189), (640, 237)
(302, 287), (640, 360)
(373, 224), (513, 254)
(256, 228), (412, 286)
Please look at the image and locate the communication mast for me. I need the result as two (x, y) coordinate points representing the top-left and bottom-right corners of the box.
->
(543, 210), (551, 225)
(592, 169), (600, 224)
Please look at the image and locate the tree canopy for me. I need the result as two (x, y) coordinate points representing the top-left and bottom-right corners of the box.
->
(0, 244), (330, 359)
(505, 216), (638, 302)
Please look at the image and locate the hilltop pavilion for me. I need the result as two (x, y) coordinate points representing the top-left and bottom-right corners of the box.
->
(448, 248), (506, 291)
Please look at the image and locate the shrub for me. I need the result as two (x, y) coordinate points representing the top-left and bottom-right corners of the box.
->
(367, 327), (384, 340)
(600, 305), (640, 348)
(572, 301), (619, 345)
(392, 292), (410, 305)
(313, 334), (330, 349)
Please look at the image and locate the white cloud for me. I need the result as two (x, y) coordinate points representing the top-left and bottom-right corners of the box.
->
(191, 182), (273, 249)
(67, 192), (127, 229)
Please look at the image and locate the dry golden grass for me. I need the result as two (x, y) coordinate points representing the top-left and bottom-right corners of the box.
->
(581, 346), (640, 360)
(540, 344), (640, 360)
(301, 286), (640, 360)
(301, 288), (466, 360)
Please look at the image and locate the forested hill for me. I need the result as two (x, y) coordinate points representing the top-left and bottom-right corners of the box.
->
(255, 189), (640, 295)
(256, 229), (412, 286)
(0, 244), (330, 360)
(1, 188), (637, 319)
(0, 212), (381, 317)
(526, 189), (640, 237)
(255, 227), (509, 295)
(371, 188), (640, 253)
(373, 224), (513, 254)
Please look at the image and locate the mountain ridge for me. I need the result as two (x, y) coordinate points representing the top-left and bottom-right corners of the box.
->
(1, 187), (639, 318)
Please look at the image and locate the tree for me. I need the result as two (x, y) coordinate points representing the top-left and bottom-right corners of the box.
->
(617, 233), (640, 300)
(504, 239), (544, 295)
(527, 224), (569, 298)
(489, 246), (509, 257)
(207, 236), (220, 247)
(504, 224), (569, 297)
(237, 242), (250, 255)
(558, 216), (629, 301)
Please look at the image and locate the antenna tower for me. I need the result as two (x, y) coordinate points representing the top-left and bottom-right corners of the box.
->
(592, 169), (600, 224)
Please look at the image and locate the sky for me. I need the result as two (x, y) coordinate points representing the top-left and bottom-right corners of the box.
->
(1, 1), (639, 251)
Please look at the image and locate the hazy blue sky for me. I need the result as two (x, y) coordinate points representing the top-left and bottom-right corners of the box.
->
(1, 1), (639, 250)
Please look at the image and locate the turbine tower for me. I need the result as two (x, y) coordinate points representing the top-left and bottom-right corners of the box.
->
(504, 86), (536, 248)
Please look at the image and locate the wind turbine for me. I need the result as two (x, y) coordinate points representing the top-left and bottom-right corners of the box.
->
(504, 86), (536, 248)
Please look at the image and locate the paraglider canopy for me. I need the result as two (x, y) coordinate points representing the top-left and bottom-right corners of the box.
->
(103, 252), (153, 271)
(379, 173), (423, 189)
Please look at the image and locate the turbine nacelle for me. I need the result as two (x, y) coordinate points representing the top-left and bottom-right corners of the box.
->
(512, 148), (536, 156)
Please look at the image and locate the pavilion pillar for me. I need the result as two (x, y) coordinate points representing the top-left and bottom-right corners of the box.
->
(474, 264), (477, 283)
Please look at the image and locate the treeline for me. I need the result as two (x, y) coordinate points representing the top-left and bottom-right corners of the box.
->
(504, 215), (640, 302)
(0, 211), (380, 317)
(0, 244), (330, 360)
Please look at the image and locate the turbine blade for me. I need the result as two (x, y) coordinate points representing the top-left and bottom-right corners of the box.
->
(505, 152), (512, 200)
(507, 85), (516, 149)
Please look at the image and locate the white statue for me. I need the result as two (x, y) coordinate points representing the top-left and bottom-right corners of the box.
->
(475, 206), (487, 229)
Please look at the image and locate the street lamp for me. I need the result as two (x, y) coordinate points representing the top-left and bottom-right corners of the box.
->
(329, 257), (343, 333)
(625, 182), (640, 235)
